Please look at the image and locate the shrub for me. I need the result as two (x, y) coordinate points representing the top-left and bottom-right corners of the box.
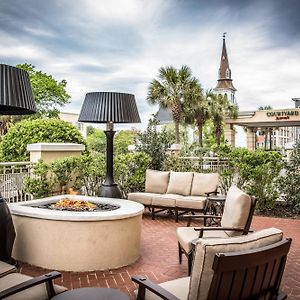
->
(75, 153), (106, 196)
(221, 148), (282, 211)
(135, 118), (173, 170)
(114, 152), (151, 196)
(23, 160), (54, 198)
(277, 143), (300, 213)
(51, 157), (79, 193)
(0, 118), (85, 162)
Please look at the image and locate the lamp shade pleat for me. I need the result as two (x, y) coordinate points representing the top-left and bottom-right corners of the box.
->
(0, 64), (37, 115)
(78, 92), (141, 123)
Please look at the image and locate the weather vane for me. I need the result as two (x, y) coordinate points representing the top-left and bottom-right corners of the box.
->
(223, 32), (227, 39)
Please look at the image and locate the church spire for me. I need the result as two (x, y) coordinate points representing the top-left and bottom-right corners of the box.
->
(214, 33), (237, 104)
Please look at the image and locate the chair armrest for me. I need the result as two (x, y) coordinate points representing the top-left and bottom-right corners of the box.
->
(0, 271), (61, 299)
(205, 191), (218, 196)
(132, 275), (180, 300)
(193, 226), (245, 238)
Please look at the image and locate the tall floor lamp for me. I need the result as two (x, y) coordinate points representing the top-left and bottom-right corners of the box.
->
(0, 64), (37, 264)
(78, 92), (140, 199)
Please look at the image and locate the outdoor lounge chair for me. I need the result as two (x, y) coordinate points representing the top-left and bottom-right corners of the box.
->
(176, 186), (256, 274)
(132, 228), (291, 300)
(0, 270), (67, 300)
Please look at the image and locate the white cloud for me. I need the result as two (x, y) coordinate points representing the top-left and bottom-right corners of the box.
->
(1, 0), (300, 131)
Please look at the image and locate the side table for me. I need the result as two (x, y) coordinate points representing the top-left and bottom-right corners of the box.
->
(205, 195), (226, 226)
(52, 287), (129, 300)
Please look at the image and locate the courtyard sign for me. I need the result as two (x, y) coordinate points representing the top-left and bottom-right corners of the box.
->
(266, 110), (299, 120)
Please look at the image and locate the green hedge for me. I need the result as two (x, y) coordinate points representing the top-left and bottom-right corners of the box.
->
(0, 118), (85, 162)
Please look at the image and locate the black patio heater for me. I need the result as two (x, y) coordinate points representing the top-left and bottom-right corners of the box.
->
(78, 92), (140, 198)
(0, 64), (37, 264)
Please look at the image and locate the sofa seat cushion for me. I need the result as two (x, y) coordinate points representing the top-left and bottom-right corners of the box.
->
(127, 192), (160, 206)
(0, 273), (67, 300)
(191, 172), (219, 196)
(137, 277), (190, 300)
(145, 170), (170, 194)
(166, 171), (194, 196)
(0, 261), (16, 278)
(176, 227), (228, 254)
(221, 186), (251, 236)
(175, 196), (207, 210)
(152, 194), (181, 207)
(189, 228), (283, 300)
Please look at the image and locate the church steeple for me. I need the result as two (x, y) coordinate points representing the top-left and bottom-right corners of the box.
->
(214, 33), (237, 104)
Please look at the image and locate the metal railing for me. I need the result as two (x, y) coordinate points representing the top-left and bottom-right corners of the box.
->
(0, 161), (33, 203)
(180, 156), (230, 173)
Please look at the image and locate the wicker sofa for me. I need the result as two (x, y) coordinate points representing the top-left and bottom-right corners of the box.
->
(127, 169), (219, 222)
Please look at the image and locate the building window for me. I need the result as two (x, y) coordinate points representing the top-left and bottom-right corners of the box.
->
(226, 68), (230, 78)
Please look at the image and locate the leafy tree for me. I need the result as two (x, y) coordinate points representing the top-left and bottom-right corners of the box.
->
(86, 125), (96, 136)
(86, 129), (106, 153)
(16, 63), (70, 118)
(147, 65), (199, 144)
(183, 83), (208, 147)
(114, 130), (138, 155)
(207, 92), (238, 146)
(0, 118), (85, 161)
(277, 142), (300, 213)
(135, 118), (174, 170)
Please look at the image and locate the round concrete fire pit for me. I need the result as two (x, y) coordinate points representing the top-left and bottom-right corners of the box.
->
(9, 195), (144, 272)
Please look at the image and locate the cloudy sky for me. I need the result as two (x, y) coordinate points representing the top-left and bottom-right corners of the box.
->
(0, 0), (299, 129)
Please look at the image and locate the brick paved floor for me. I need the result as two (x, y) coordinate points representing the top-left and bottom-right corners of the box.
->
(19, 213), (300, 299)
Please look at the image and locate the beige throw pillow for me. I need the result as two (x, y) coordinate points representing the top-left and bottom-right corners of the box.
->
(191, 173), (219, 196)
(145, 169), (170, 194)
(166, 171), (194, 196)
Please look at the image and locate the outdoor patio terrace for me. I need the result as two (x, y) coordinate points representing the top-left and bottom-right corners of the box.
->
(17, 213), (300, 300)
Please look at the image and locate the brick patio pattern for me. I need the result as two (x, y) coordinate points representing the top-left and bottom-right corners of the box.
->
(19, 213), (300, 299)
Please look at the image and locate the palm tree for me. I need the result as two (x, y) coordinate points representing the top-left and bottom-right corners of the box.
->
(183, 82), (209, 147)
(207, 92), (238, 146)
(147, 65), (197, 144)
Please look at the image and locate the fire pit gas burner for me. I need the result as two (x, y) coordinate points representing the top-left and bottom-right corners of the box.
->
(32, 198), (120, 212)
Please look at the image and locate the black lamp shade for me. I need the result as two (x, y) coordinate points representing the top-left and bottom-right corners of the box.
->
(78, 92), (141, 123)
(0, 64), (37, 115)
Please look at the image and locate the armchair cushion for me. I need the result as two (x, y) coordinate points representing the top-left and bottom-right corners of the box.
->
(189, 227), (283, 300)
(0, 262), (16, 279)
(191, 173), (219, 196)
(152, 194), (180, 207)
(0, 273), (67, 300)
(145, 170), (170, 194)
(176, 227), (228, 254)
(221, 186), (251, 236)
(128, 192), (160, 206)
(137, 276), (190, 300)
(175, 196), (207, 210)
(166, 171), (194, 196)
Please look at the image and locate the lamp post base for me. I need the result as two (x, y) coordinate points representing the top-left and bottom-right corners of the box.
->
(100, 183), (123, 199)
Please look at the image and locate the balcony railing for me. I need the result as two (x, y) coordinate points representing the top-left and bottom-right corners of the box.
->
(0, 161), (33, 203)
(180, 156), (230, 172)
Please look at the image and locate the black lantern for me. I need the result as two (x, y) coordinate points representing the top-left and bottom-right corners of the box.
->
(0, 64), (36, 264)
(78, 92), (140, 198)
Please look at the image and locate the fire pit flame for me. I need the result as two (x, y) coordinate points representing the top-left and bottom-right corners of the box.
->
(33, 198), (120, 212)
